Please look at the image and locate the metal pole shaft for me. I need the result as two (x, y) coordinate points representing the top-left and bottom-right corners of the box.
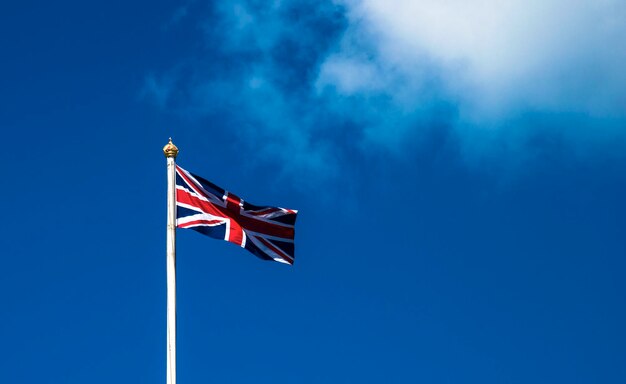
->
(164, 139), (178, 384)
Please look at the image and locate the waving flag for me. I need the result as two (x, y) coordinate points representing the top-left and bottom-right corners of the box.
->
(175, 165), (298, 265)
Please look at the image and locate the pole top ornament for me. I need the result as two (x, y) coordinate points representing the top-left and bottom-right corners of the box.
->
(163, 138), (179, 158)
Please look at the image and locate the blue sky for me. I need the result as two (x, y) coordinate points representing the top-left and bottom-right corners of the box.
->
(1, 1), (625, 383)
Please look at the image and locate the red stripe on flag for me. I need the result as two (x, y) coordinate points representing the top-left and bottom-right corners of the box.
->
(247, 208), (280, 216)
(177, 189), (295, 240)
(178, 219), (223, 228)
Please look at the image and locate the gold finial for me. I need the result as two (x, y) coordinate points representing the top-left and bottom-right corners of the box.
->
(163, 137), (179, 158)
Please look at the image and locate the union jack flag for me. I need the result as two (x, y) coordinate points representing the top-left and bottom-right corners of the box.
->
(175, 165), (298, 265)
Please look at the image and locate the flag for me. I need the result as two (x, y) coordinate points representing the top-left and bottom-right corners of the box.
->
(175, 165), (298, 265)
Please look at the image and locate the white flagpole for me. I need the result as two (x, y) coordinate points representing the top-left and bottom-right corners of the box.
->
(163, 138), (179, 384)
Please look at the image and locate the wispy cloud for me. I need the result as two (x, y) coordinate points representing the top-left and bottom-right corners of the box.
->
(144, 0), (626, 180)
(325, 0), (626, 158)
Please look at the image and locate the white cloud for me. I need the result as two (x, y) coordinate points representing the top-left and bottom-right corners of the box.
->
(146, 0), (626, 181)
(332, 0), (626, 119)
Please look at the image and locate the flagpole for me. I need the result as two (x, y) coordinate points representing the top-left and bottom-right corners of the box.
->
(163, 138), (179, 384)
